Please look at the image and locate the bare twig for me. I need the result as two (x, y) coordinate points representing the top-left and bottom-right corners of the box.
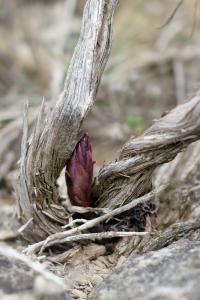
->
(190, 0), (198, 38)
(24, 189), (157, 255)
(16, 102), (31, 218)
(158, 0), (185, 29)
(18, 217), (34, 233)
(39, 231), (149, 254)
(61, 218), (87, 229)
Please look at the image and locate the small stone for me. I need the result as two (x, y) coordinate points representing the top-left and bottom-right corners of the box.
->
(0, 229), (18, 241)
(70, 289), (87, 299)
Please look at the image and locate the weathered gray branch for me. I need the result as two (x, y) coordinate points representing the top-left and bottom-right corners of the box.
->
(16, 0), (200, 245)
(133, 217), (200, 254)
(94, 95), (200, 208)
(24, 189), (156, 255)
(153, 140), (200, 226)
(16, 0), (118, 239)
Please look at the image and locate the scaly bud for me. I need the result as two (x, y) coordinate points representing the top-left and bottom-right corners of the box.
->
(65, 134), (94, 207)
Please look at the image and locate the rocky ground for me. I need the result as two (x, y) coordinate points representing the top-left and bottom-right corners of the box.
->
(90, 239), (200, 300)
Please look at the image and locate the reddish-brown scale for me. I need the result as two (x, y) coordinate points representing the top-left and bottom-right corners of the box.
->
(65, 134), (94, 207)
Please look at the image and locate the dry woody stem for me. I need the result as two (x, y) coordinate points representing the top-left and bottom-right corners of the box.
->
(24, 190), (156, 255)
(16, 0), (200, 246)
(93, 95), (200, 208)
(134, 217), (200, 254)
(16, 0), (119, 239)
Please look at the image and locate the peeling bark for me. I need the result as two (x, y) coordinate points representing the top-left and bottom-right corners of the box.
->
(16, 0), (200, 243)
(16, 0), (119, 239)
(93, 96), (200, 208)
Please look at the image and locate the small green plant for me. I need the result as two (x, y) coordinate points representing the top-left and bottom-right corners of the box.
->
(126, 114), (143, 133)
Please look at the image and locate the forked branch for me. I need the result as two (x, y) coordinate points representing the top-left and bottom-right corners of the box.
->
(16, 0), (119, 239)
(16, 0), (200, 246)
(94, 95), (200, 208)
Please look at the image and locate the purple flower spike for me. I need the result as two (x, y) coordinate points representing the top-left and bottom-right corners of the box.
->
(65, 134), (94, 207)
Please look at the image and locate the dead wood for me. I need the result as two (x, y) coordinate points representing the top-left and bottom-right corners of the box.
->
(14, 0), (200, 246)
(24, 189), (156, 255)
(93, 95), (200, 208)
(133, 217), (200, 254)
(40, 231), (148, 255)
(16, 0), (119, 240)
(154, 141), (200, 227)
